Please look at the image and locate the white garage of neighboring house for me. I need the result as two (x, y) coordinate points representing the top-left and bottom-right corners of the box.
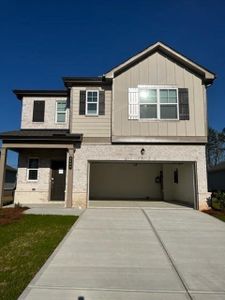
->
(3, 165), (17, 204)
(89, 161), (197, 209)
(208, 162), (225, 192)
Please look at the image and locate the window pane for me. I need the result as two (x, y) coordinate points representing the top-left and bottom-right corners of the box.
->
(29, 159), (39, 169)
(140, 104), (157, 118)
(57, 112), (66, 122)
(87, 94), (93, 102)
(87, 91), (98, 103)
(160, 89), (177, 103)
(87, 103), (97, 114)
(139, 89), (157, 103)
(169, 90), (176, 98)
(160, 104), (177, 119)
(28, 170), (38, 180)
(160, 89), (168, 103)
(168, 90), (177, 103)
(57, 101), (67, 111)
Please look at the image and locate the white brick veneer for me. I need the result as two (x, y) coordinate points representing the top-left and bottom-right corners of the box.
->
(73, 144), (208, 209)
(21, 97), (69, 129)
(14, 149), (66, 205)
(15, 144), (208, 210)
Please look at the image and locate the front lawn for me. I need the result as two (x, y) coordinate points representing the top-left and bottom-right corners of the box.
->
(0, 208), (78, 300)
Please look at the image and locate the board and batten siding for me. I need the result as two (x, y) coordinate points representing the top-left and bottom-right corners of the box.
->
(70, 87), (111, 138)
(112, 51), (207, 138)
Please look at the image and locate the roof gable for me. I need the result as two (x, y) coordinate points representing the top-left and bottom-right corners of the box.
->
(105, 41), (215, 84)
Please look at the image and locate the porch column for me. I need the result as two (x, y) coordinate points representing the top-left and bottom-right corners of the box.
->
(0, 147), (7, 207)
(66, 148), (74, 208)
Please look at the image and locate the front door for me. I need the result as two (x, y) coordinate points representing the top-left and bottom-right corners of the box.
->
(50, 160), (66, 201)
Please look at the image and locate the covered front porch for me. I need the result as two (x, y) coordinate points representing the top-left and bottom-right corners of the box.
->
(0, 130), (82, 208)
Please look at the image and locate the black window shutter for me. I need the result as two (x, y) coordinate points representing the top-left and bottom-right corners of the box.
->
(79, 91), (86, 115)
(99, 91), (105, 115)
(178, 88), (189, 120)
(32, 101), (45, 122)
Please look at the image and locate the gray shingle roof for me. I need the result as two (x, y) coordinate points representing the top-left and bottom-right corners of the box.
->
(0, 130), (82, 143)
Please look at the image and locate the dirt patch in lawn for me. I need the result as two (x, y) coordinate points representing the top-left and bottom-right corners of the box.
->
(0, 207), (28, 225)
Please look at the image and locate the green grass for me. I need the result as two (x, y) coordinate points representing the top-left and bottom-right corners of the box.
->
(210, 199), (225, 222)
(0, 214), (77, 300)
(211, 198), (221, 210)
(213, 214), (225, 222)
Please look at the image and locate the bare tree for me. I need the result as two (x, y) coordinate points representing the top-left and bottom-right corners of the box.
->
(207, 127), (225, 167)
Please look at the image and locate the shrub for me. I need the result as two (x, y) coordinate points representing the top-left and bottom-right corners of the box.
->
(211, 191), (225, 211)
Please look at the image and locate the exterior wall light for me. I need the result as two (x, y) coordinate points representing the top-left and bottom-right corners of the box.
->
(69, 156), (73, 169)
(141, 148), (145, 155)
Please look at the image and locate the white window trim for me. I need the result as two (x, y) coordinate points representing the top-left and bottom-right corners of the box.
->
(85, 90), (99, 116)
(27, 158), (39, 182)
(138, 85), (179, 121)
(55, 100), (67, 124)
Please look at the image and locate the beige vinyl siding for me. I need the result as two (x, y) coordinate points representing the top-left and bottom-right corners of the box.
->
(113, 51), (207, 138)
(71, 87), (111, 138)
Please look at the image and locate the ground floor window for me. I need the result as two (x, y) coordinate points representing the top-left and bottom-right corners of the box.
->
(27, 158), (39, 181)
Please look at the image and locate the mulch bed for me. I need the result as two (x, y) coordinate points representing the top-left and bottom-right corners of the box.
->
(0, 207), (28, 225)
(202, 208), (225, 218)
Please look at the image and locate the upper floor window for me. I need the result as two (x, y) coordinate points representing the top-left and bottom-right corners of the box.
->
(86, 90), (99, 115)
(27, 158), (39, 181)
(139, 87), (178, 120)
(56, 100), (67, 123)
(32, 100), (45, 122)
(129, 86), (189, 120)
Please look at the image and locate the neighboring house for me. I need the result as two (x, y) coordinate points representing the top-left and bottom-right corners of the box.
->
(4, 165), (17, 203)
(0, 153), (17, 203)
(208, 162), (225, 192)
(0, 152), (17, 191)
(0, 42), (216, 210)
(5, 165), (17, 190)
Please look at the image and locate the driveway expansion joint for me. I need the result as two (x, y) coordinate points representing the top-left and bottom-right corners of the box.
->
(141, 208), (193, 300)
(28, 285), (188, 294)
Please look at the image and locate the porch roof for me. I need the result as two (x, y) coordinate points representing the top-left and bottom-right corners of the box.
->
(0, 129), (82, 145)
(13, 90), (68, 100)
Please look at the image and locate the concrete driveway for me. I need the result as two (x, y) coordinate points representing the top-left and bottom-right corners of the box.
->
(19, 208), (225, 300)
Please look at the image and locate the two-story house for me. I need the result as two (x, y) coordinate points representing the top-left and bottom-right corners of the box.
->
(0, 42), (215, 210)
